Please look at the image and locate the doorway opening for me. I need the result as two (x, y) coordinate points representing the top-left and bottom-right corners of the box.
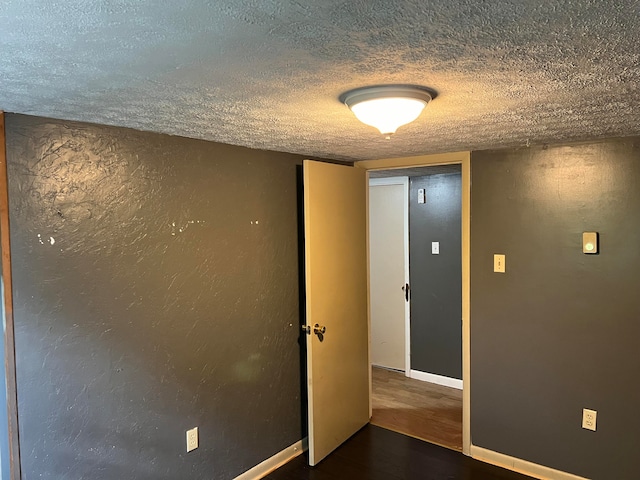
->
(368, 164), (463, 451)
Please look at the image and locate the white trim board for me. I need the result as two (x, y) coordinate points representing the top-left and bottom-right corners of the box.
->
(400, 178), (410, 378)
(410, 369), (463, 390)
(369, 176), (407, 186)
(470, 445), (588, 480)
(372, 364), (404, 372)
(233, 438), (307, 480)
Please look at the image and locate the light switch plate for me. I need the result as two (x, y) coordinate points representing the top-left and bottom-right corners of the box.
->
(418, 189), (425, 204)
(432, 242), (439, 254)
(583, 232), (598, 254)
(494, 254), (505, 273)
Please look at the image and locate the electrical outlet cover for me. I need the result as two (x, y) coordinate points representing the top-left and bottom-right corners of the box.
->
(582, 409), (597, 431)
(187, 427), (199, 452)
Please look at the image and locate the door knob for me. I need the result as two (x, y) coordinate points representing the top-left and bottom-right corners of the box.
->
(313, 323), (326, 335)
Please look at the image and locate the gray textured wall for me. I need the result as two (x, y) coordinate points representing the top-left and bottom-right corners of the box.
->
(471, 138), (640, 479)
(5, 114), (306, 479)
(409, 170), (462, 379)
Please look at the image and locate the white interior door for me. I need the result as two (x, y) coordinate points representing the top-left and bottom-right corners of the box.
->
(303, 160), (369, 466)
(369, 178), (409, 372)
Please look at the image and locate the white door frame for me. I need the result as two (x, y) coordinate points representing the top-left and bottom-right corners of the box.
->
(368, 176), (410, 376)
(357, 151), (471, 456)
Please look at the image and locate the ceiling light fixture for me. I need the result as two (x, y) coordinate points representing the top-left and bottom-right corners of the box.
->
(340, 85), (434, 139)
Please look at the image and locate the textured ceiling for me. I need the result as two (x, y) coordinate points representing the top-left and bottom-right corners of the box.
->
(1, 1), (640, 161)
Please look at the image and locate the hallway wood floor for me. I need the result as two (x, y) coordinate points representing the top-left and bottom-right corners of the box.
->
(371, 366), (463, 451)
(266, 425), (533, 480)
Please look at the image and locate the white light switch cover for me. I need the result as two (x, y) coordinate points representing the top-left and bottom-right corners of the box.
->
(432, 242), (439, 254)
(494, 254), (505, 273)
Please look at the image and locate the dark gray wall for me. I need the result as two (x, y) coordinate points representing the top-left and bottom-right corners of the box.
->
(471, 138), (640, 480)
(409, 169), (462, 379)
(5, 114), (306, 480)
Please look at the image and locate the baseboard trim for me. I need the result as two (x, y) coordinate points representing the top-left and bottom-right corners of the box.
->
(372, 364), (404, 373)
(470, 445), (588, 480)
(234, 438), (308, 480)
(410, 369), (463, 390)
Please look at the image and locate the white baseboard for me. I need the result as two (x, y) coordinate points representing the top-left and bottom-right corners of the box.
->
(470, 445), (588, 480)
(410, 369), (463, 390)
(234, 438), (307, 480)
(372, 364), (404, 373)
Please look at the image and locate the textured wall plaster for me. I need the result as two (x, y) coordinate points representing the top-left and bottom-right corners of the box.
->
(471, 137), (640, 479)
(6, 114), (305, 479)
(1, 1), (640, 160)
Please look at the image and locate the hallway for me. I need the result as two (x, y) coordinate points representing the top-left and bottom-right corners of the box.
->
(371, 366), (463, 451)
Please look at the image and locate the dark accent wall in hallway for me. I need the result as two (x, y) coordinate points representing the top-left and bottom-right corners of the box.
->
(409, 168), (462, 379)
(5, 114), (306, 479)
(471, 138), (640, 480)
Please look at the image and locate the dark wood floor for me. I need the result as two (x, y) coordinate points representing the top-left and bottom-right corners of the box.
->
(266, 425), (534, 480)
(371, 366), (463, 451)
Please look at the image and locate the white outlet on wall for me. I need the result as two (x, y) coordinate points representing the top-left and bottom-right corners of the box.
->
(582, 408), (597, 431)
(186, 427), (199, 452)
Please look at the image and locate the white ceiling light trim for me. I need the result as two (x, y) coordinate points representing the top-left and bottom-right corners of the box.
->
(340, 85), (434, 138)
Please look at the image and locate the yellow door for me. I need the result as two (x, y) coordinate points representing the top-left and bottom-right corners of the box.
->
(303, 160), (370, 466)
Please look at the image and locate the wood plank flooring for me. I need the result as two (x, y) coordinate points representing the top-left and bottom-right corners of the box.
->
(266, 425), (534, 480)
(371, 366), (463, 451)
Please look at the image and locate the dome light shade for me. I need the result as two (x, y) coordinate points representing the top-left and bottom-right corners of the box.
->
(340, 85), (433, 137)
